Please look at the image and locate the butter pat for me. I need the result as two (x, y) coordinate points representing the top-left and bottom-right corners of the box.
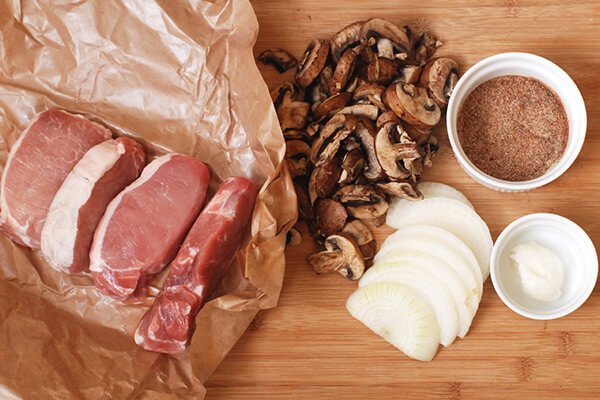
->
(509, 242), (564, 302)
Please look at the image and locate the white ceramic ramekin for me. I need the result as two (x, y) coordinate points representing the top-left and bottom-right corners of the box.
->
(490, 213), (598, 320)
(446, 53), (587, 192)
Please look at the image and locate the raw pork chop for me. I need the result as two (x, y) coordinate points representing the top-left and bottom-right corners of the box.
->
(0, 110), (112, 248)
(90, 153), (210, 301)
(41, 138), (145, 273)
(135, 177), (258, 353)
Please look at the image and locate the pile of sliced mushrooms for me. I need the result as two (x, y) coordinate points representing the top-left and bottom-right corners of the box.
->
(259, 18), (459, 281)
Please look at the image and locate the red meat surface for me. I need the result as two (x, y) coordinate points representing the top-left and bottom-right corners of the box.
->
(41, 138), (145, 273)
(135, 177), (258, 353)
(0, 110), (112, 248)
(90, 153), (210, 301)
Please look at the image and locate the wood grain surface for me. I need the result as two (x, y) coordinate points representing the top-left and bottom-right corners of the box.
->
(205, 1), (600, 398)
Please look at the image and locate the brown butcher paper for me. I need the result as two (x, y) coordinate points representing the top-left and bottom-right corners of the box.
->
(0, 0), (296, 398)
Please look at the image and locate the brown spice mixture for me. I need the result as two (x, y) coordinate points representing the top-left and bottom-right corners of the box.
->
(457, 75), (568, 181)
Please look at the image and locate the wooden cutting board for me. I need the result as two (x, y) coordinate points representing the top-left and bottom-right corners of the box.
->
(205, 1), (600, 398)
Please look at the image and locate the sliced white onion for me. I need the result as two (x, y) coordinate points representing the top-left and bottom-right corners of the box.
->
(385, 198), (493, 279)
(346, 282), (440, 361)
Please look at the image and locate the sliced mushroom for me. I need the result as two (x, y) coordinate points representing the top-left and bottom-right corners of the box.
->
(285, 140), (311, 178)
(360, 18), (411, 60)
(314, 198), (348, 237)
(293, 178), (313, 220)
(395, 65), (422, 84)
(342, 135), (361, 152)
(375, 122), (421, 180)
(306, 63), (334, 104)
(353, 118), (385, 181)
(310, 113), (357, 165)
(296, 39), (330, 88)
(376, 110), (402, 130)
(277, 100), (310, 131)
(316, 128), (352, 167)
(367, 57), (396, 85)
(353, 83), (386, 111)
(330, 48), (358, 94)
(419, 57), (459, 107)
(413, 32), (442, 66)
(330, 21), (364, 62)
(306, 122), (321, 139)
(309, 156), (342, 204)
(270, 81), (299, 108)
(371, 213), (387, 227)
(333, 184), (389, 219)
(258, 49), (298, 73)
(423, 134), (439, 167)
(339, 148), (365, 185)
(342, 220), (376, 261)
(404, 124), (432, 143)
(338, 104), (379, 120)
(345, 76), (362, 93)
(285, 129), (309, 141)
(312, 92), (353, 121)
(383, 82), (441, 128)
(307, 233), (365, 280)
(286, 228), (303, 246)
(377, 181), (423, 200)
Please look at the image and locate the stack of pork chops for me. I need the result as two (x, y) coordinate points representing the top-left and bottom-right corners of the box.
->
(0, 110), (259, 354)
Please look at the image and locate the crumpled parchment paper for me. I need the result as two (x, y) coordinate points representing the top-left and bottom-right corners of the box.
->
(0, 0), (296, 398)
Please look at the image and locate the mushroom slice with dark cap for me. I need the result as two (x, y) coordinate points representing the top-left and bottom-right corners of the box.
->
(419, 57), (459, 107)
(314, 198), (348, 237)
(307, 64), (334, 103)
(307, 233), (365, 280)
(339, 148), (365, 185)
(330, 21), (364, 62)
(296, 39), (330, 88)
(330, 48), (358, 94)
(353, 117), (385, 181)
(367, 57), (396, 85)
(377, 181), (423, 200)
(258, 49), (298, 73)
(309, 113), (357, 165)
(312, 92), (353, 121)
(308, 156), (342, 204)
(360, 18), (411, 60)
(270, 81), (298, 108)
(413, 32), (442, 66)
(285, 140), (311, 178)
(283, 129), (311, 141)
(338, 104), (379, 121)
(342, 219), (376, 261)
(383, 82), (441, 128)
(375, 122), (422, 180)
(277, 100), (310, 131)
(293, 178), (313, 220)
(353, 83), (386, 111)
(333, 184), (389, 219)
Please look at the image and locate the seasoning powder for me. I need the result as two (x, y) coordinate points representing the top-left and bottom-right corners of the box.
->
(457, 75), (569, 181)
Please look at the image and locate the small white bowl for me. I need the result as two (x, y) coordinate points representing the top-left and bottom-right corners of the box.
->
(446, 52), (587, 192)
(490, 213), (598, 320)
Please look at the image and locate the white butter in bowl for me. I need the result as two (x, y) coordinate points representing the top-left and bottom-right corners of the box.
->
(509, 242), (564, 302)
(491, 213), (597, 320)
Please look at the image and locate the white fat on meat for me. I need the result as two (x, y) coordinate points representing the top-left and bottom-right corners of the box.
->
(42, 143), (122, 268)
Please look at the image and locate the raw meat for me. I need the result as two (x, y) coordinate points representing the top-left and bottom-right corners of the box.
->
(0, 110), (112, 248)
(135, 177), (259, 353)
(41, 138), (146, 273)
(90, 153), (210, 300)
